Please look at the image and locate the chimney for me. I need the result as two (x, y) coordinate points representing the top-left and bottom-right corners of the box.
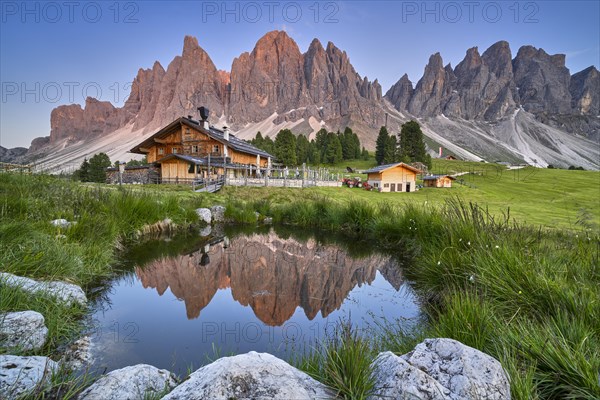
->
(198, 106), (210, 129)
(223, 126), (230, 141)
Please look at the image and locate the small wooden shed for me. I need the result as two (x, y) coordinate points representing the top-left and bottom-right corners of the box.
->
(364, 163), (421, 193)
(423, 175), (456, 188)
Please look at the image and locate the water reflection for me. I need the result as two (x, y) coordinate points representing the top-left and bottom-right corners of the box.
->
(89, 227), (419, 374)
(136, 231), (404, 325)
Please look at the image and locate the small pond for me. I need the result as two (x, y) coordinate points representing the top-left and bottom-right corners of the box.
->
(88, 226), (422, 375)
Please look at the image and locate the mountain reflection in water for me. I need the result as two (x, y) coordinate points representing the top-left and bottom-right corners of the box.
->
(135, 231), (404, 325)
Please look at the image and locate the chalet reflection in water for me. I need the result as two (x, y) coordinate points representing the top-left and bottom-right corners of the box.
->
(135, 232), (403, 325)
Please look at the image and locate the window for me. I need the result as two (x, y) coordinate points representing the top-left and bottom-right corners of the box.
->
(158, 147), (164, 155)
(374, 183), (379, 188)
(384, 183), (389, 188)
(172, 147), (179, 154)
(188, 164), (196, 174)
(192, 145), (199, 153)
(212, 145), (219, 154)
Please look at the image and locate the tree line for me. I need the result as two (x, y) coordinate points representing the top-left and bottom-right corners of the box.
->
(73, 153), (146, 183)
(249, 127), (369, 166)
(375, 120), (432, 169)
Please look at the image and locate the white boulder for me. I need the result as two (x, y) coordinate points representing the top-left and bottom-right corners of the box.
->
(383, 338), (512, 400)
(0, 273), (87, 306)
(0, 311), (48, 351)
(78, 364), (178, 400)
(210, 205), (226, 223)
(0, 355), (58, 399)
(61, 336), (93, 371)
(195, 208), (212, 224)
(199, 225), (212, 237)
(404, 338), (511, 399)
(162, 351), (333, 400)
(370, 351), (451, 399)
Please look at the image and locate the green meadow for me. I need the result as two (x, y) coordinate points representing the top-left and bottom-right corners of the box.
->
(213, 159), (599, 230)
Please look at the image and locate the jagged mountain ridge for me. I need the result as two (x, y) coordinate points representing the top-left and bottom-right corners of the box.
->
(12, 32), (600, 170)
(385, 41), (599, 141)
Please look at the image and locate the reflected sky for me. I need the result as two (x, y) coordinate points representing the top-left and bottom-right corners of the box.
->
(89, 227), (421, 375)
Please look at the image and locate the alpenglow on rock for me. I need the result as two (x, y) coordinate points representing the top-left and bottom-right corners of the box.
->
(162, 351), (333, 399)
(23, 34), (600, 170)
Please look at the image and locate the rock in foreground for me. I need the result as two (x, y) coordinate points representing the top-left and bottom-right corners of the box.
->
(0, 355), (58, 399)
(78, 364), (178, 400)
(0, 272), (87, 306)
(371, 351), (451, 400)
(371, 338), (511, 400)
(195, 208), (212, 224)
(0, 311), (48, 351)
(163, 351), (333, 400)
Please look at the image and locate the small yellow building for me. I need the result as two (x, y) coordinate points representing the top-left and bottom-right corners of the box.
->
(130, 112), (273, 183)
(423, 175), (455, 188)
(364, 163), (421, 193)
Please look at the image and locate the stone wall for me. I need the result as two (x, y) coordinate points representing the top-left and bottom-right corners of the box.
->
(106, 165), (160, 184)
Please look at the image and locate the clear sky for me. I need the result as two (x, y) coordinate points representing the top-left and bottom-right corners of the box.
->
(1, 0), (599, 149)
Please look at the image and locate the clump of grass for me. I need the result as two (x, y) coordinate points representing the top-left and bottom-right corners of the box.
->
(296, 322), (376, 399)
(431, 291), (499, 354)
(0, 284), (86, 357)
(224, 199), (258, 224)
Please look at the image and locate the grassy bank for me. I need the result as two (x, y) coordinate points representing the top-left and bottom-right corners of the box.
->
(0, 173), (206, 358)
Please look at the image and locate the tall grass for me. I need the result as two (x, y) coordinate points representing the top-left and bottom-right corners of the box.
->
(296, 322), (376, 399)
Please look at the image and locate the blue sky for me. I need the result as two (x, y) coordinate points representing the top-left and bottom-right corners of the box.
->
(1, 1), (599, 148)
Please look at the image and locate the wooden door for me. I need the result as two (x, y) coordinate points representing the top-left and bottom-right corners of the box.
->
(390, 183), (396, 192)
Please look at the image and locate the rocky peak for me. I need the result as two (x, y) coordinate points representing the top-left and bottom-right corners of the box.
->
(228, 31), (305, 125)
(459, 47), (483, 70)
(124, 62), (166, 129)
(182, 35), (201, 56)
(513, 45), (571, 113)
(570, 66), (599, 115)
(304, 38), (327, 89)
(151, 36), (226, 127)
(385, 74), (413, 111)
(482, 41), (513, 80)
(408, 52), (448, 115)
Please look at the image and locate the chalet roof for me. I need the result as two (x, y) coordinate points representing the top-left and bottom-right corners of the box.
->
(363, 162), (422, 174)
(422, 174), (456, 180)
(130, 117), (273, 159)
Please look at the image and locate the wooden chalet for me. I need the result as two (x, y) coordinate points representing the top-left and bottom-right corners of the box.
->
(130, 110), (273, 184)
(364, 163), (421, 193)
(423, 175), (456, 188)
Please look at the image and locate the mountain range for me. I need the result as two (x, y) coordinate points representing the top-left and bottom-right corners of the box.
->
(3, 30), (599, 170)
